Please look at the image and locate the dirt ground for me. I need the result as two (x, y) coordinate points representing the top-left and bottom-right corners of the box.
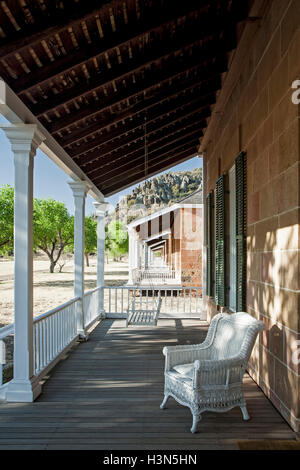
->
(0, 254), (128, 327)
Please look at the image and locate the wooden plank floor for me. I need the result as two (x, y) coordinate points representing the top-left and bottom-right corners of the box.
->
(0, 319), (296, 450)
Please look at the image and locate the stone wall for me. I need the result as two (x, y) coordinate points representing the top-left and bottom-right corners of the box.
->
(203, 0), (300, 431)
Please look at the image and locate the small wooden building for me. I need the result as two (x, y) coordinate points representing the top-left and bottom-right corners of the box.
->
(127, 190), (203, 287)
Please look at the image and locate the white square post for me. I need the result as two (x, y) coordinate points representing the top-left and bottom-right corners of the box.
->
(199, 155), (206, 319)
(136, 236), (142, 269)
(69, 181), (89, 339)
(144, 242), (148, 269)
(127, 227), (135, 285)
(0, 124), (45, 402)
(93, 202), (109, 318)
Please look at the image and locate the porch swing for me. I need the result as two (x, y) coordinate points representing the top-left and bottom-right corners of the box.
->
(126, 286), (162, 327)
(126, 114), (162, 327)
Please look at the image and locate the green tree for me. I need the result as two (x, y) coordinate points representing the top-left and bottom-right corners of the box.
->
(107, 220), (128, 261)
(0, 185), (14, 255)
(33, 198), (74, 273)
(67, 216), (98, 267)
(84, 216), (97, 267)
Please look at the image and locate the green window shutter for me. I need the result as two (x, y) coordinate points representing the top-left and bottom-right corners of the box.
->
(206, 192), (213, 297)
(215, 175), (226, 306)
(235, 151), (247, 311)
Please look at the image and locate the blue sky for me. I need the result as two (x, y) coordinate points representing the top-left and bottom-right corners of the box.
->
(0, 115), (202, 214)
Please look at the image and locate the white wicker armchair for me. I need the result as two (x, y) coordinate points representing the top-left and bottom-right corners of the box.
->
(160, 312), (265, 433)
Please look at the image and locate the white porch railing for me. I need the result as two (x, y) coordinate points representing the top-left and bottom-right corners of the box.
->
(137, 269), (178, 283)
(0, 286), (102, 389)
(0, 285), (203, 392)
(33, 297), (79, 377)
(133, 267), (181, 285)
(0, 324), (14, 387)
(104, 286), (203, 319)
(83, 286), (102, 329)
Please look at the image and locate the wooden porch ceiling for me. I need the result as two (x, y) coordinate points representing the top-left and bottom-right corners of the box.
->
(0, 0), (249, 196)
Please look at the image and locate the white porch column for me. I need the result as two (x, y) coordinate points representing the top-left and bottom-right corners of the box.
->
(136, 238), (142, 269)
(144, 242), (148, 269)
(199, 156), (207, 319)
(127, 227), (135, 284)
(149, 249), (152, 266)
(93, 202), (109, 318)
(0, 124), (45, 402)
(133, 235), (137, 270)
(69, 181), (88, 338)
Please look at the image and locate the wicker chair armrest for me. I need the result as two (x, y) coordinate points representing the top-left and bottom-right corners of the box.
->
(194, 356), (245, 371)
(192, 356), (246, 388)
(163, 344), (211, 370)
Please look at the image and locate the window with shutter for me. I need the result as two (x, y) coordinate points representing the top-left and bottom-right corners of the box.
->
(235, 151), (247, 311)
(229, 165), (236, 311)
(206, 192), (213, 297)
(215, 175), (226, 306)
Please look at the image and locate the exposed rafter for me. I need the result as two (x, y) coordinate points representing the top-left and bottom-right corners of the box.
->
(0, 1), (114, 59)
(14, 4), (211, 94)
(30, 35), (228, 117)
(71, 98), (213, 162)
(93, 134), (201, 186)
(84, 123), (205, 177)
(0, 0), (249, 196)
(59, 74), (220, 147)
(47, 55), (227, 134)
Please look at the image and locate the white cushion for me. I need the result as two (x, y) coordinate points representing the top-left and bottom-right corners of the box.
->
(172, 363), (194, 379)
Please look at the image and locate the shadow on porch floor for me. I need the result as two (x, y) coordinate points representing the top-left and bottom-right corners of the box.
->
(0, 319), (296, 450)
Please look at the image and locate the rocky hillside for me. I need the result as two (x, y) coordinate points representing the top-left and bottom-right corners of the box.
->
(110, 168), (202, 224)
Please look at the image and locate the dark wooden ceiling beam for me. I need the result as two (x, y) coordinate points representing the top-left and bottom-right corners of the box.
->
(48, 54), (227, 134)
(14, 2), (212, 95)
(59, 74), (220, 147)
(69, 96), (213, 159)
(59, 76), (207, 148)
(84, 123), (203, 177)
(0, 1), (114, 59)
(72, 98), (212, 162)
(102, 147), (198, 196)
(74, 118), (204, 171)
(98, 141), (198, 191)
(84, 124), (204, 182)
(90, 129), (201, 183)
(30, 31), (227, 117)
(90, 132), (201, 184)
